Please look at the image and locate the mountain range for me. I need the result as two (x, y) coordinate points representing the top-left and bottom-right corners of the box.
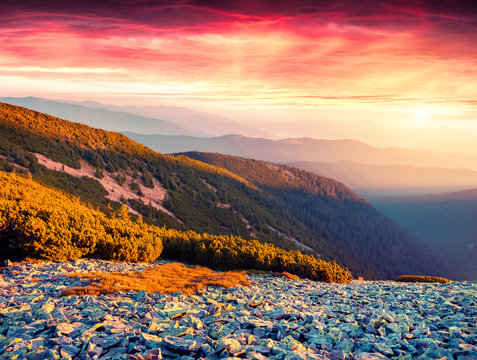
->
(0, 96), (207, 137)
(0, 97), (274, 139)
(0, 101), (453, 279)
(68, 99), (276, 139)
(291, 161), (477, 196)
(123, 133), (475, 170)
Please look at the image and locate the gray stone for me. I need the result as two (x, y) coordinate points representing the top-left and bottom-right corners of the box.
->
(140, 333), (162, 348)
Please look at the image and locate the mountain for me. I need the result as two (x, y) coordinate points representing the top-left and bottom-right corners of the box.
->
(264, 118), (477, 157)
(69, 100), (277, 138)
(0, 101), (452, 279)
(0, 97), (208, 137)
(175, 151), (454, 279)
(290, 160), (477, 196)
(371, 188), (477, 280)
(123, 132), (474, 170)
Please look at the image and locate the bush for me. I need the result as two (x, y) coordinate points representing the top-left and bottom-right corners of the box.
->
(0, 172), (163, 262)
(160, 230), (353, 283)
(394, 275), (451, 284)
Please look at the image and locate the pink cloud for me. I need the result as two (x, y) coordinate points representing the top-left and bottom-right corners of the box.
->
(0, 0), (476, 113)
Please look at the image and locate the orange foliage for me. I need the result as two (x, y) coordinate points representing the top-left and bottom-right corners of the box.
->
(273, 271), (299, 280)
(62, 262), (251, 296)
(394, 275), (451, 284)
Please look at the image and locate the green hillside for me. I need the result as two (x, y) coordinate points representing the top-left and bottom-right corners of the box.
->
(0, 172), (351, 282)
(0, 102), (452, 279)
(177, 152), (454, 279)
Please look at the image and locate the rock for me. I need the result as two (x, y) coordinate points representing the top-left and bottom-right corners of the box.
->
(200, 343), (215, 356)
(162, 336), (201, 352)
(140, 333), (163, 348)
(374, 342), (394, 356)
(59, 344), (81, 357)
(449, 326), (462, 338)
(354, 353), (388, 360)
(216, 338), (241, 352)
(365, 324), (378, 334)
(144, 348), (163, 359)
(0, 260), (475, 360)
(29, 337), (45, 351)
(56, 322), (85, 337)
(336, 338), (354, 353)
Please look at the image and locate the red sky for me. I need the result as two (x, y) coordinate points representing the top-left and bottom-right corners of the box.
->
(1, 0), (477, 132)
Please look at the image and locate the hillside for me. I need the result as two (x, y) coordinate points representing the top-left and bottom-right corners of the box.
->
(372, 188), (477, 280)
(0, 171), (350, 282)
(0, 102), (452, 279)
(176, 152), (453, 279)
(291, 160), (477, 196)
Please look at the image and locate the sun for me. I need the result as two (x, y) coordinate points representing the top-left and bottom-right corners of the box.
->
(414, 109), (428, 126)
(409, 108), (432, 127)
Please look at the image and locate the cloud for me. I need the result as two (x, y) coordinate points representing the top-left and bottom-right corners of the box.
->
(0, 0), (476, 116)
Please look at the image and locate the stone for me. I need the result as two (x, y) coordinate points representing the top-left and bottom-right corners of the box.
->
(163, 336), (201, 352)
(0, 260), (475, 360)
(354, 353), (388, 360)
(216, 338), (241, 352)
(374, 342), (394, 356)
(3, 259), (12, 267)
(140, 333), (163, 348)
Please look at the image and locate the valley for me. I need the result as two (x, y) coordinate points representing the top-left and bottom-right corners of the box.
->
(371, 189), (477, 280)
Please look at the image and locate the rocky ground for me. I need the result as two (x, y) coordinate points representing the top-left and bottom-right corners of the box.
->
(0, 260), (476, 360)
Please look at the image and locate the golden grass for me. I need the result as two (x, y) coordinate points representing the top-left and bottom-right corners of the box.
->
(232, 269), (300, 280)
(62, 262), (251, 296)
(273, 271), (300, 280)
(231, 269), (269, 275)
(395, 275), (451, 284)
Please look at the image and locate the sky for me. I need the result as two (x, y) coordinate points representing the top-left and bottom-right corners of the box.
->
(1, 0), (477, 138)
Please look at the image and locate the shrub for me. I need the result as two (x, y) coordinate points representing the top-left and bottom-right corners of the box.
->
(160, 230), (353, 283)
(394, 275), (451, 284)
(0, 172), (163, 262)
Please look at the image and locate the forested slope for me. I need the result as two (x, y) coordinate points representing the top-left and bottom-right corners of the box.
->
(178, 152), (454, 279)
(0, 172), (351, 282)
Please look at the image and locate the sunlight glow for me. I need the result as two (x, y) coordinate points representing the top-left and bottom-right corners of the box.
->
(413, 109), (430, 127)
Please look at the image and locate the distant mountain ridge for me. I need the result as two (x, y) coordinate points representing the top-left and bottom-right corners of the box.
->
(68, 99), (276, 138)
(0, 97), (275, 138)
(123, 132), (473, 170)
(0, 101), (453, 279)
(375, 187), (477, 202)
(0, 96), (209, 137)
(291, 160), (477, 196)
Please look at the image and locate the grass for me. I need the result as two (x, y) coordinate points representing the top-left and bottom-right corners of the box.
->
(232, 269), (299, 280)
(61, 262), (251, 296)
(273, 271), (300, 280)
(395, 275), (451, 284)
